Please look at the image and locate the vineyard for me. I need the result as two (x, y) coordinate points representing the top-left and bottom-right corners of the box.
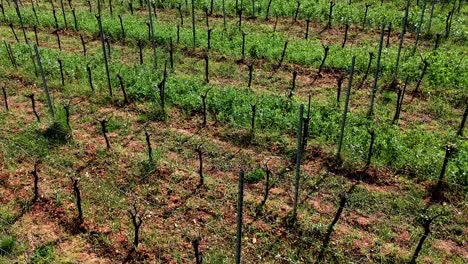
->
(0, 0), (466, 263)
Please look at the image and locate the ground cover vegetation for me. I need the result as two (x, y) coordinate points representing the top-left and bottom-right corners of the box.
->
(0, 0), (466, 263)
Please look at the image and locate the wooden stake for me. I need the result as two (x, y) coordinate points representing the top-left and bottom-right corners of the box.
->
(2, 86), (8, 111)
(368, 23), (385, 117)
(96, 14), (112, 97)
(58, 58), (65, 86)
(235, 169), (245, 264)
(292, 104), (304, 221)
(457, 100), (467, 137)
(34, 45), (54, 117)
(59, 0), (68, 28)
(86, 65), (94, 91)
(337, 56), (356, 159)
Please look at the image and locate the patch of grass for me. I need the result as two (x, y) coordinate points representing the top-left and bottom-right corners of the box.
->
(42, 121), (71, 144)
(136, 160), (158, 181)
(380, 91), (395, 105)
(0, 206), (15, 231)
(146, 102), (169, 121)
(52, 187), (65, 207)
(0, 2), (466, 263)
(31, 244), (55, 264)
(105, 117), (128, 133)
(245, 168), (266, 184)
(377, 225), (395, 241)
(0, 236), (15, 256)
(427, 96), (452, 120)
(0, 125), (50, 165)
(205, 249), (228, 264)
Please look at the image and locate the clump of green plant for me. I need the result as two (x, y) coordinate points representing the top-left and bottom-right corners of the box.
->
(249, 44), (264, 59)
(137, 160), (157, 182)
(42, 121), (71, 144)
(0, 235), (15, 256)
(31, 244), (55, 264)
(147, 102), (168, 122)
(245, 168), (266, 184)
(0, 206), (16, 231)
